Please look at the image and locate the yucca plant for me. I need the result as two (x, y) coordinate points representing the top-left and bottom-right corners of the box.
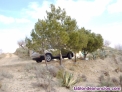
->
(61, 71), (78, 88)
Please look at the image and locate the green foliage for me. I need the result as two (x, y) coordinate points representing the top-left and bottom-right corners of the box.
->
(90, 48), (108, 60)
(68, 31), (81, 52)
(67, 28), (88, 62)
(46, 4), (70, 49)
(56, 69), (64, 79)
(83, 32), (103, 53)
(81, 27), (104, 59)
(57, 70), (81, 88)
(25, 4), (104, 64)
(99, 48), (108, 60)
(61, 71), (79, 88)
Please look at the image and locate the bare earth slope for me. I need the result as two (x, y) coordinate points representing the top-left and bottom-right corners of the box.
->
(0, 53), (122, 92)
(0, 53), (38, 92)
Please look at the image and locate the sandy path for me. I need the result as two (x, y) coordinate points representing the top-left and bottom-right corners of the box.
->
(0, 53), (34, 66)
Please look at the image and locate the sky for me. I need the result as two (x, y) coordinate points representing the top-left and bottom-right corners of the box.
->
(0, 0), (122, 53)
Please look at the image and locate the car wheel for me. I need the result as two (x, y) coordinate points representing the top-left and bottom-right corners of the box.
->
(36, 60), (40, 63)
(68, 53), (72, 59)
(45, 54), (52, 62)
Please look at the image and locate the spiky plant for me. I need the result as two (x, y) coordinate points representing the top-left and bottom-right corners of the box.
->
(61, 71), (79, 88)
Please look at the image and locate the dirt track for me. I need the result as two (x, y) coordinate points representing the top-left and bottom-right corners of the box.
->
(0, 53), (34, 66)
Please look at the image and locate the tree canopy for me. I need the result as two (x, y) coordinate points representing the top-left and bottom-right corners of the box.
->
(81, 28), (103, 58)
(25, 4), (104, 64)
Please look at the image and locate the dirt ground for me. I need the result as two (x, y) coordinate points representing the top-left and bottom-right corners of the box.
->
(0, 53), (122, 92)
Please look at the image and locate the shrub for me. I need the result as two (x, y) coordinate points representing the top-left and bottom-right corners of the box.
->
(81, 74), (87, 82)
(100, 81), (114, 87)
(103, 71), (109, 76)
(57, 70), (81, 88)
(0, 53), (5, 59)
(119, 75), (122, 88)
(25, 64), (35, 72)
(14, 47), (30, 59)
(48, 66), (58, 77)
(111, 77), (119, 86)
(98, 77), (120, 92)
(33, 66), (55, 92)
(69, 67), (75, 71)
(0, 71), (13, 79)
(119, 57), (122, 62)
(99, 75), (104, 82)
(61, 71), (78, 88)
(56, 69), (64, 79)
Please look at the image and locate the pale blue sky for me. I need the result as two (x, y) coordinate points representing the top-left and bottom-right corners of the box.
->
(0, 0), (122, 53)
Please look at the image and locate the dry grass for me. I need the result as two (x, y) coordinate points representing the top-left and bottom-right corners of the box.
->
(119, 57), (122, 62)
(0, 71), (13, 79)
(14, 47), (30, 60)
(120, 67), (122, 72)
(24, 63), (35, 72)
(0, 53), (5, 59)
(103, 71), (109, 76)
(69, 67), (75, 71)
(100, 80), (114, 87)
(111, 77), (119, 86)
(119, 75), (122, 88)
(47, 65), (59, 77)
(81, 74), (87, 82)
(0, 81), (2, 89)
(99, 75), (104, 82)
(33, 65), (56, 92)
(56, 69), (65, 79)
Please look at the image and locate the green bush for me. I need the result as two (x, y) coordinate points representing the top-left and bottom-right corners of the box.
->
(56, 69), (64, 79)
(57, 70), (81, 88)
(61, 71), (78, 88)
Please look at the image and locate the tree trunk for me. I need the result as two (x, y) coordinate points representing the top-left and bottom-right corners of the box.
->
(74, 53), (77, 63)
(84, 54), (87, 60)
(83, 50), (88, 60)
(59, 50), (62, 66)
(27, 49), (30, 56)
(43, 49), (48, 69)
(44, 54), (48, 68)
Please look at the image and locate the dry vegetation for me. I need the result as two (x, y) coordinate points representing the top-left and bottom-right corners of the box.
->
(0, 53), (5, 59)
(0, 47), (122, 92)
